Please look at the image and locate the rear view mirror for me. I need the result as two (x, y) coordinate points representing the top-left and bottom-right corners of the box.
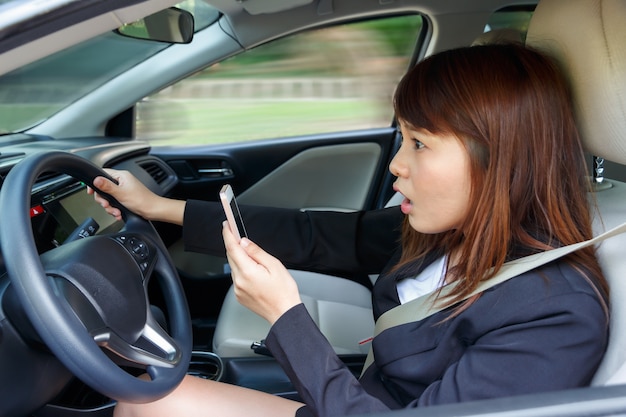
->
(116, 7), (194, 44)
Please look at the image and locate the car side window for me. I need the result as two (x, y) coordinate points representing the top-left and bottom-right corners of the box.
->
(484, 5), (535, 40)
(135, 15), (424, 145)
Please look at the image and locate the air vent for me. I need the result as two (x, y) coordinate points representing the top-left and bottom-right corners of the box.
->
(140, 161), (168, 184)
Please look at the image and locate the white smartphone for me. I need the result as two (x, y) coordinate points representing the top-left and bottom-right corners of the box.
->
(219, 184), (248, 242)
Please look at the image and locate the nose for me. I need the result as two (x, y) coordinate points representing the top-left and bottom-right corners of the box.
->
(389, 146), (406, 178)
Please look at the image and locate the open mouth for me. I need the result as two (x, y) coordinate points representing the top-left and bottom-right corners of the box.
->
(400, 196), (412, 214)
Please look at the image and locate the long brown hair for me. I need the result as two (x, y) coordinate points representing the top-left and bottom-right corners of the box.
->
(393, 43), (608, 313)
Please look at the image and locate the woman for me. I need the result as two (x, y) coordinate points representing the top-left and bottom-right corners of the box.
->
(91, 43), (609, 417)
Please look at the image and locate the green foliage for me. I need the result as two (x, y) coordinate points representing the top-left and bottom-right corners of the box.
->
(194, 14), (423, 79)
(358, 15), (423, 57)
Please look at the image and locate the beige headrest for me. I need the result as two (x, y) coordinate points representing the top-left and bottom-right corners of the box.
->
(526, 0), (626, 165)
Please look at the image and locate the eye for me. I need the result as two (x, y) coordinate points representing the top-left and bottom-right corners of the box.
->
(413, 139), (425, 150)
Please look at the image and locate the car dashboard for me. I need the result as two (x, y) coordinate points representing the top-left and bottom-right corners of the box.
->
(0, 136), (174, 257)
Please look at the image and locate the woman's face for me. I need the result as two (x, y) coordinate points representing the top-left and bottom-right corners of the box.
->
(389, 122), (472, 234)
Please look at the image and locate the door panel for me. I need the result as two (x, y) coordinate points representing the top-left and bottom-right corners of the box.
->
(154, 127), (398, 212)
(238, 142), (381, 211)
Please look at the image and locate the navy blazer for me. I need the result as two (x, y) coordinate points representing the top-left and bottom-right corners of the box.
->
(183, 201), (608, 417)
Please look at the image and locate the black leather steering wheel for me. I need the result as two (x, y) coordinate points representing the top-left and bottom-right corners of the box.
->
(0, 151), (192, 403)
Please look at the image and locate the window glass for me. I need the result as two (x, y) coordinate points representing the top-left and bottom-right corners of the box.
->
(0, 0), (219, 135)
(136, 15), (424, 145)
(484, 5), (535, 41)
(0, 34), (167, 134)
(177, 0), (221, 31)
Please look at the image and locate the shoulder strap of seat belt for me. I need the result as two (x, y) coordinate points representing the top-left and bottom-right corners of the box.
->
(361, 221), (626, 376)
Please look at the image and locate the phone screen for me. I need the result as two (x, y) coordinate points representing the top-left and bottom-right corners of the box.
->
(220, 184), (248, 241)
(229, 193), (247, 238)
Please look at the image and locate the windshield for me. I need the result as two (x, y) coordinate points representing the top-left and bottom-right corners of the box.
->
(0, 0), (220, 135)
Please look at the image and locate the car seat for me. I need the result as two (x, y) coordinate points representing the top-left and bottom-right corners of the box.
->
(525, 0), (626, 385)
(213, 270), (375, 357)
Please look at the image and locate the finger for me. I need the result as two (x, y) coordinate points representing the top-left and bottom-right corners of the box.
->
(97, 196), (111, 208)
(92, 168), (126, 192)
(222, 222), (249, 267)
(223, 223), (266, 276)
(92, 175), (116, 193)
(88, 176), (122, 220)
(91, 179), (114, 206)
(108, 207), (122, 221)
(222, 221), (239, 251)
(239, 238), (281, 269)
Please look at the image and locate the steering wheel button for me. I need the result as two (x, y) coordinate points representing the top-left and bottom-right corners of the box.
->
(128, 237), (149, 259)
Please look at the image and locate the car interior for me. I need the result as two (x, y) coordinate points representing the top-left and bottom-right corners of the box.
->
(0, 0), (626, 416)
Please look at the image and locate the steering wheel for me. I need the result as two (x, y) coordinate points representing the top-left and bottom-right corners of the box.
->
(0, 151), (192, 403)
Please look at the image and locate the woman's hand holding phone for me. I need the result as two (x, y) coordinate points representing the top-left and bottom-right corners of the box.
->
(221, 209), (301, 325)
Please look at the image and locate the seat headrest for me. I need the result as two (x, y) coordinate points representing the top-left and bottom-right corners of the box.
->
(526, 0), (626, 165)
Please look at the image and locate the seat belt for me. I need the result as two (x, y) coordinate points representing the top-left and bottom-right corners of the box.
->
(361, 221), (626, 376)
